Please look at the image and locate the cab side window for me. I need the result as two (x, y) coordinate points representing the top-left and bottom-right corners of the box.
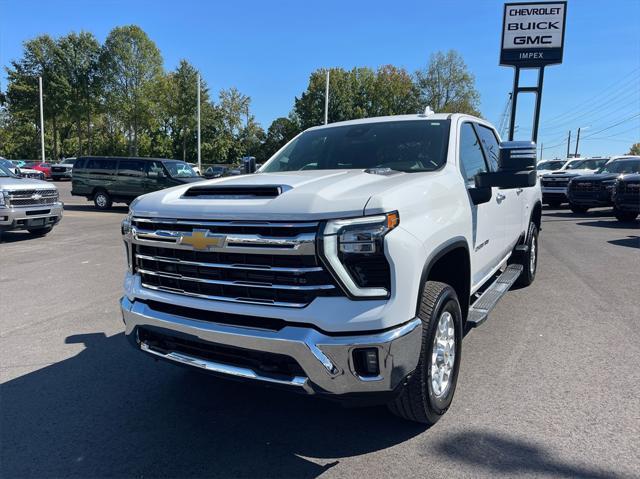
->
(475, 125), (500, 172)
(146, 161), (166, 177)
(459, 123), (488, 185)
(117, 160), (145, 177)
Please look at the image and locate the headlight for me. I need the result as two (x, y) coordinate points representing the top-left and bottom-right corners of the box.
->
(603, 180), (615, 190)
(320, 212), (399, 298)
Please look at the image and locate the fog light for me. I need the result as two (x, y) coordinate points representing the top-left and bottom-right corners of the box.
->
(353, 348), (380, 377)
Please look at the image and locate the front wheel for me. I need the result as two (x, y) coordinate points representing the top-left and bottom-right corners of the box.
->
(570, 204), (589, 214)
(509, 221), (538, 287)
(614, 209), (638, 222)
(388, 281), (462, 425)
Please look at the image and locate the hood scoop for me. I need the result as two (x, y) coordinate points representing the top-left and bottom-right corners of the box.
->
(183, 184), (285, 199)
(364, 168), (402, 176)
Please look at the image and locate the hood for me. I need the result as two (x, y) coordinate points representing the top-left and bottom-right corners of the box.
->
(174, 176), (206, 183)
(131, 169), (413, 221)
(551, 169), (596, 177)
(0, 176), (57, 191)
(572, 173), (620, 182)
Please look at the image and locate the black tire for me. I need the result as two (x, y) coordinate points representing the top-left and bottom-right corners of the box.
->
(93, 190), (112, 210)
(509, 221), (538, 287)
(570, 204), (588, 214)
(27, 226), (53, 236)
(548, 201), (562, 208)
(614, 209), (638, 222)
(388, 281), (463, 425)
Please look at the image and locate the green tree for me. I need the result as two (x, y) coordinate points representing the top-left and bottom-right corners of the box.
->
(100, 25), (163, 155)
(259, 116), (300, 161)
(56, 31), (102, 155)
(628, 143), (640, 156)
(5, 35), (68, 160)
(415, 50), (481, 116)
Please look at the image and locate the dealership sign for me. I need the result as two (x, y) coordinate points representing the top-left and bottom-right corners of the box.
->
(500, 1), (567, 67)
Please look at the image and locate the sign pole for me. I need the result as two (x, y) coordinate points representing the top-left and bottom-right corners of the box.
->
(197, 73), (201, 173)
(531, 67), (545, 143)
(508, 67), (520, 141)
(38, 76), (45, 162)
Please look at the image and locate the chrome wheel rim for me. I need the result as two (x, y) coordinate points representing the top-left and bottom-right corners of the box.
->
(96, 194), (106, 207)
(530, 234), (537, 275)
(430, 311), (456, 398)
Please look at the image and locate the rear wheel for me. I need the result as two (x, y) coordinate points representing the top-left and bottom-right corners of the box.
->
(94, 190), (112, 210)
(570, 204), (589, 214)
(388, 281), (462, 425)
(28, 226), (53, 236)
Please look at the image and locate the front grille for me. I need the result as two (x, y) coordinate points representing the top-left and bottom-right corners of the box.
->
(131, 218), (340, 307)
(619, 182), (640, 196)
(51, 166), (69, 173)
(7, 189), (58, 208)
(541, 178), (570, 188)
(570, 182), (600, 192)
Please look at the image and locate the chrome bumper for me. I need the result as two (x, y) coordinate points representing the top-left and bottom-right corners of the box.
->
(0, 202), (63, 231)
(121, 297), (422, 395)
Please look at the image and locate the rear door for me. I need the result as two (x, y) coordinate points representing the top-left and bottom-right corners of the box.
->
(475, 123), (524, 251)
(459, 122), (507, 286)
(114, 159), (146, 199)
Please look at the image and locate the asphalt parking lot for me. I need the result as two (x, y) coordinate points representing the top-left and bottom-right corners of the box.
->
(1, 182), (639, 479)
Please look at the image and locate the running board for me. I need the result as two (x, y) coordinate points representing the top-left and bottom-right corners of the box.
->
(467, 264), (523, 327)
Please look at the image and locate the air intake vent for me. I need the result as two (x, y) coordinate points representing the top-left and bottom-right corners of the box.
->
(183, 185), (283, 198)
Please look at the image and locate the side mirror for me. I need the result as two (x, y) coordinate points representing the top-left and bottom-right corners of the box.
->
(468, 186), (492, 205)
(475, 141), (537, 189)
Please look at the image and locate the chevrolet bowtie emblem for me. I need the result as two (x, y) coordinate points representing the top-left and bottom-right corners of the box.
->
(180, 229), (225, 250)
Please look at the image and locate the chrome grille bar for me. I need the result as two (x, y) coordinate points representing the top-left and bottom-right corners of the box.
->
(137, 268), (335, 291)
(136, 253), (323, 273)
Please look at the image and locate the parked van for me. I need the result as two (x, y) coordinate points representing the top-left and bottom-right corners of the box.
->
(71, 157), (203, 209)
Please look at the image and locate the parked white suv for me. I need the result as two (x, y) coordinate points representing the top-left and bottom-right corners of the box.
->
(120, 113), (542, 424)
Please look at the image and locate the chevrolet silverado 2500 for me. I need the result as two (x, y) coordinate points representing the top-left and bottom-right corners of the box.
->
(0, 163), (63, 236)
(121, 113), (541, 424)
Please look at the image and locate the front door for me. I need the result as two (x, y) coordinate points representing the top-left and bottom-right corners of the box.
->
(114, 159), (146, 200)
(475, 124), (523, 253)
(459, 122), (507, 287)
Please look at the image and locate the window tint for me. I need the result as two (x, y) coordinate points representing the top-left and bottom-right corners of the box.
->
(117, 160), (146, 176)
(86, 158), (117, 173)
(146, 160), (167, 176)
(475, 125), (500, 171)
(459, 123), (488, 184)
(262, 120), (451, 173)
(74, 158), (85, 169)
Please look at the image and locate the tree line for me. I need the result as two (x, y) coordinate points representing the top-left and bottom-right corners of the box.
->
(0, 25), (481, 164)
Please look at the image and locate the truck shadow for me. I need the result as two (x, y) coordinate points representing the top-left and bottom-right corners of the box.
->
(433, 430), (622, 479)
(608, 236), (639, 249)
(1, 332), (423, 478)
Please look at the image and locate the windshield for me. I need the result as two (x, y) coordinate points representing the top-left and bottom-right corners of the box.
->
(565, 160), (585, 169)
(538, 161), (565, 171)
(163, 161), (198, 178)
(0, 163), (15, 177)
(597, 159), (640, 174)
(262, 120), (451, 173)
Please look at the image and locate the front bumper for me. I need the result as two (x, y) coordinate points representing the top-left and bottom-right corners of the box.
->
(0, 202), (63, 232)
(568, 190), (613, 207)
(121, 296), (422, 396)
(541, 186), (568, 203)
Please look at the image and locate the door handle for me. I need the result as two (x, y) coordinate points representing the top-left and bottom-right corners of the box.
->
(496, 193), (506, 202)
(516, 188), (524, 195)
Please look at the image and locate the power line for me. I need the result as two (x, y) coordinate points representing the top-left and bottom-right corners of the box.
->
(541, 67), (640, 125)
(580, 113), (640, 140)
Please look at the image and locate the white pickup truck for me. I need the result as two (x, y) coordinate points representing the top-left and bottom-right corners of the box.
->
(120, 112), (541, 424)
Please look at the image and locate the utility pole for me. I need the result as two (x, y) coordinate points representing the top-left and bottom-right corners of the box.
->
(574, 127), (581, 157)
(197, 73), (201, 173)
(38, 76), (45, 162)
(324, 69), (330, 125)
(566, 130), (571, 158)
(540, 142), (544, 160)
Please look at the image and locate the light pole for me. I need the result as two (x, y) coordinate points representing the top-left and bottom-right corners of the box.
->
(324, 69), (330, 125)
(38, 76), (45, 162)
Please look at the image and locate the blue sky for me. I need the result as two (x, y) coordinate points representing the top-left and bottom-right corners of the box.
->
(1, 0), (638, 159)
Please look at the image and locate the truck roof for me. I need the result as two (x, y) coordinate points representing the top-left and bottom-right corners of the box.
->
(306, 113), (484, 131)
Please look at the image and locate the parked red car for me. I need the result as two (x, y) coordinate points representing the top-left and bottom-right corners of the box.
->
(22, 161), (52, 179)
